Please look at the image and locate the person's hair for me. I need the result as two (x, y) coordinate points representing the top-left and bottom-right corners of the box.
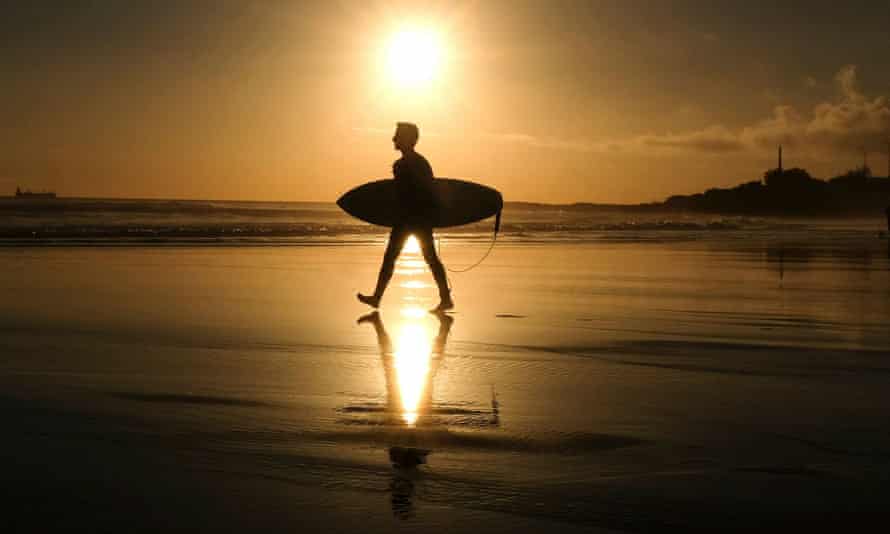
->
(396, 122), (419, 146)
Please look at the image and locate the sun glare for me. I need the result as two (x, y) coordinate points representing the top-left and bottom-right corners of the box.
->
(394, 322), (433, 425)
(403, 235), (421, 254)
(384, 28), (444, 88)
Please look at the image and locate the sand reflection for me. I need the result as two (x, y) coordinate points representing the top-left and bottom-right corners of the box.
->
(393, 321), (433, 424)
(357, 309), (450, 426)
(350, 240), (499, 427)
(350, 241), (496, 519)
(348, 236), (500, 429)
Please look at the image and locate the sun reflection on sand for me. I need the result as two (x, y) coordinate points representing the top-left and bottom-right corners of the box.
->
(353, 233), (463, 427)
(395, 263), (425, 276)
(402, 236), (421, 254)
(391, 237), (436, 424)
(394, 236), (425, 275)
(399, 306), (427, 319)
(393, 319), (433, 425)
(352, 299), (498, 434)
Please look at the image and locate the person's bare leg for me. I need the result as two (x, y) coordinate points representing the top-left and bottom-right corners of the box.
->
(417, 227), (453, 311)
(359, 227), (409, 308)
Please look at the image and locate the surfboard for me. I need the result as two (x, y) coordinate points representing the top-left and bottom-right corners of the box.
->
(337, 178), (503, 228)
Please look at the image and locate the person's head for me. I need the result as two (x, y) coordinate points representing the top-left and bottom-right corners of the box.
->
(392, 122), (419, 153)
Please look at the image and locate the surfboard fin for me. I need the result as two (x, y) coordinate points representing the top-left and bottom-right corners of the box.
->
(494, 208), (501, 235)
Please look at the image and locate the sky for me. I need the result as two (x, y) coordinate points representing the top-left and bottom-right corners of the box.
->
(3, 0), (890, 203)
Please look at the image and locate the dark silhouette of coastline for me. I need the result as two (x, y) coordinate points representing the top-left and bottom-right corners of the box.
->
(507, 164), (890, 217)
(662, 165), (890, 215)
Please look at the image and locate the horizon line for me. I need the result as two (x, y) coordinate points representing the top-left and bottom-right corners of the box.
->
(1, 193), (658, 207)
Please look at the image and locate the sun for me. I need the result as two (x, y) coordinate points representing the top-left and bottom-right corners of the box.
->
(383, 28), (444, 88)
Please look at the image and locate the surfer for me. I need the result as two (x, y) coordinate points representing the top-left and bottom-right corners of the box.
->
(358, 122), (453, 311)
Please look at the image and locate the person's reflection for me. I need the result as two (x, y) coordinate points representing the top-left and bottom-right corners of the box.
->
(357, 310), (452, 519)
(357, 310), (453, 425)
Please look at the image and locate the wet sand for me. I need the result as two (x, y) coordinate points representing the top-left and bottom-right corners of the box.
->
(1, 241), (889, 532)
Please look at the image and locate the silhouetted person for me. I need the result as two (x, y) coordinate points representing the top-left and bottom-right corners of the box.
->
(358, 122), (453, 311)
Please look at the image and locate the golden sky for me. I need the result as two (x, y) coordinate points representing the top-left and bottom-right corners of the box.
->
(3, 1), (890, 203)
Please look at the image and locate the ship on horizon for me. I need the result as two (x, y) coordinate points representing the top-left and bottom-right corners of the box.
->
(14, 186), (57, 199)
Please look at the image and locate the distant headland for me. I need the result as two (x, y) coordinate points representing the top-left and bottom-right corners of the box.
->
(660, 167), (889, 215)
(658, 146), (890, 215)
(512, 147), (890, 216)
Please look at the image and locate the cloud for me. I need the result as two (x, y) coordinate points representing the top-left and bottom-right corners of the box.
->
(804, 65), (890, 151)
(835, 64), (859, 99)
(739, 105), (805, 150)
(482, 132), (610, 153)
(638, 125), (744, 153)
(489, 65), (890, 157)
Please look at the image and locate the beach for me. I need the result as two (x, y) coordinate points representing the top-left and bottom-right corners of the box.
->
(2, 225), (889, 532)
(7, 1), (890, 529)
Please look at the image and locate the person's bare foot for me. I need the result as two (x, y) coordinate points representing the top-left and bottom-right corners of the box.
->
(357, 293), (380, 308)
(430, 295), (454, 313)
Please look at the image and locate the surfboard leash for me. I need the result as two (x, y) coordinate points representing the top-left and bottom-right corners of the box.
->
(439, 209), (501, 275)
